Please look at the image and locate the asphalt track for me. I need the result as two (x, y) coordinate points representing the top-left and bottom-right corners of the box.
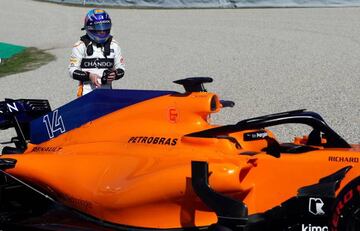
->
(0, 0), (359, 143)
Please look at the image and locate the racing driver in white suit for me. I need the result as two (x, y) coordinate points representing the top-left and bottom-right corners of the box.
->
(69, 9), (125, 97)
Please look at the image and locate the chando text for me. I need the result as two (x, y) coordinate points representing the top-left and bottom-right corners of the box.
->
(128, 136), (178, 146)
(301, 224), (328, 231)
(81, 58), (114, 69)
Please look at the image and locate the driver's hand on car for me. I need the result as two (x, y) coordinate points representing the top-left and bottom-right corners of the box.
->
(89, 73), (101, 87)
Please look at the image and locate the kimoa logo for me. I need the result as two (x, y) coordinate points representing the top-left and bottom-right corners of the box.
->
(309, 198), (325, 215)
(301, 224), (328, 231)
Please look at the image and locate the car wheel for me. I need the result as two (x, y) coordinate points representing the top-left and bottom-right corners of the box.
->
(330, 177), (360, 231)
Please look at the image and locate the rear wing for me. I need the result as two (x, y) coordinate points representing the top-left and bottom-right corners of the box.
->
(0, 99), (51, 150)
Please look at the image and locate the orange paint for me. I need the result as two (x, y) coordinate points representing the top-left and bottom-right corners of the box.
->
(2, 91), (359, 229)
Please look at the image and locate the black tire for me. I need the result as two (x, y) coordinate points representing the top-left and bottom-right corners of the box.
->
(330, 177), (360, 231)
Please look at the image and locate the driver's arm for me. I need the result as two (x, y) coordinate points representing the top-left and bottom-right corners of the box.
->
(68, 41), (89, 82)
(113, 40), (125, 80)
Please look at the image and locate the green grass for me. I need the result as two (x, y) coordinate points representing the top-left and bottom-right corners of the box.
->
(0, 47), (56, 77)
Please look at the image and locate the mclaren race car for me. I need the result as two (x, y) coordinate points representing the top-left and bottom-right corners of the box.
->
(0, 77), (358, 231)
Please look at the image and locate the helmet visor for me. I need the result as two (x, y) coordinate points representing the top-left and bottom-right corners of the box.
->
(91, 29), (111, 39)
(82, 20), (111, 31)
(92, 21), (112, 31)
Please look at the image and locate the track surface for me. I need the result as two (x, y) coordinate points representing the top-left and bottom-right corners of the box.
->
(0, 0), (359, 143)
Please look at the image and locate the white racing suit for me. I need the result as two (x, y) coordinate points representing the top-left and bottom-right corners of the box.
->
(68, 35), (125, 96)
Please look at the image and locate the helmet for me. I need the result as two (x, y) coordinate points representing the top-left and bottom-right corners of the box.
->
(82, 9), (112, 44)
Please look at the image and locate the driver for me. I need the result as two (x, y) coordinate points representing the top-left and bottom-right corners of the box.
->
(69, 9), (125, 97)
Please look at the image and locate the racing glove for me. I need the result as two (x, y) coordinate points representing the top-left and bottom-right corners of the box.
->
(101, 69), (125, 84)
(115, 68), (125, 80)
(72, 70), (90, 82)
(101, 70), (112, 84)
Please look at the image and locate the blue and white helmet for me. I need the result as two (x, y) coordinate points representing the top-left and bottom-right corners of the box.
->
(82, 9), (112, 44)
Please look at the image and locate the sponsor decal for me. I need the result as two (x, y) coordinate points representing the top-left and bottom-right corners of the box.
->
(94, 9), (104, 13)
(309, 198), (325, 215)
(168, 107), (179, 123)
(120, 56), (125, 64)
(243, 131), (268, 141)
(128, 136), (178, 146)
(32, 146), (62, 152)
(301, 224), (328, 231)
(328, 156), (359, 163)
(331, 184), (360, 230)
(81, 58), (114, 69)
(43, 110), (66, 139)
(0, 102), (20, 114)
(7, 102), (19, 113)
(94, 20), (110, 24)
(70, 58), (78, 66)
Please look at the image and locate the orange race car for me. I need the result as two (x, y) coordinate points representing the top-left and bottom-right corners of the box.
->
(0, 77), (358, 231)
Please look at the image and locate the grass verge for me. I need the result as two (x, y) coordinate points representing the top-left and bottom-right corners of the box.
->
(0, 47), (55, 78)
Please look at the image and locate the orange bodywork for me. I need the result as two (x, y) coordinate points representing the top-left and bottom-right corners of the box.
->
(2, 90), (359, 229)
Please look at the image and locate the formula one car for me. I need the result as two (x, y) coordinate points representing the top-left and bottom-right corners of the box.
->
(0, 77), (358, 231)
